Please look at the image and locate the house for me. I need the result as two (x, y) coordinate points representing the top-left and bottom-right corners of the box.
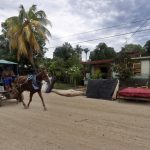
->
(82, 56), (150, 79)
(81, 59), (113, 79)
(132, 56), (150, 79)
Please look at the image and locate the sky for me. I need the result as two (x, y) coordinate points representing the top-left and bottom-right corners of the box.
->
(0, 0), (150, 60)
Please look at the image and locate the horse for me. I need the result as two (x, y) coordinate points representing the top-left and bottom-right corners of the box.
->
(11, 70), (56, 111)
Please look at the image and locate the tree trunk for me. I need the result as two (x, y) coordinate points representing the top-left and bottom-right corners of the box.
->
(28, 47), (36, 70)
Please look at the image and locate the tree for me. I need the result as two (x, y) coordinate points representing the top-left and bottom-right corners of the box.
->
(121, 44), (144, 53)
(89, 42), (116, 61)
(53, 42), (80, 67)
(0, 34), (17, 61)
(3, 4), (51, 67)
(53, 42), (83, 69)
(0, 34), (9, 49)
(53, 42), (75, 60)
(67, 65), (83, 86)
(113, 52), (133, 80)
(74, 45), (83, 60)
(144, 40), (150, 55)
(53, 42), (83, 84)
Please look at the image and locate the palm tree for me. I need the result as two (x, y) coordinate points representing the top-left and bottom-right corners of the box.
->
(83, 48), (89, 61)
(75, 45), (83, 60)
(5, 5), (51, 67)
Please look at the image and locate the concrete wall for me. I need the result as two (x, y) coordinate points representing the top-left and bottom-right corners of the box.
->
(112, 59), (150, 79)
(90, 59), (150, 79)
(134, 60), (150, 79)
(141, 60), (150, 77)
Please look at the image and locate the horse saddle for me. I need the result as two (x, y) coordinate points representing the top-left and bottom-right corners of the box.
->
(27, 74), (39, 90)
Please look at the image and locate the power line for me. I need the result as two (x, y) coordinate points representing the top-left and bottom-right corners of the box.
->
(49, 28), (150, 49)
(52, 18), (150, 40)
(125, 19), (149, 44)
(132, 33), (150, 40)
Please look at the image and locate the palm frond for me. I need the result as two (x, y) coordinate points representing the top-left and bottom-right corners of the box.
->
(30, 4), (37, 12)
(27, 49), (34, 65)
(23, 25), (31, 42)
(17, 33), (28, 58)
(31, 20), (41, 28)
(35, 10), (46, 18)
(31, 20), (51, 38)
(40, 26), (51, 37)
(9, 38), (17, 50)
(6, 17), (21, 28)
(28, 5), (37, 20)
(19, 5), (26, 24)
(37, 18), (52, 26)
(4, 4), (52, 64)
(35, 29), (47, 40)
(30, 32), (40, 52)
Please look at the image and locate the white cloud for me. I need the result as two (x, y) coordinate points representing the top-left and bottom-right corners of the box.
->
(0, 0), (150, 59)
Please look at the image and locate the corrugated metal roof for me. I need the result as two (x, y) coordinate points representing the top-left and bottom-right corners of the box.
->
(131, 56), (150, 60)
(0, 59), (17, 64)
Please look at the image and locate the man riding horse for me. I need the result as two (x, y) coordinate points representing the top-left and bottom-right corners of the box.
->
(10, 69), (56, 111)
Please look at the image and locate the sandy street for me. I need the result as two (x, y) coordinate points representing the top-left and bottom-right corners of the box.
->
(0, 92), (150, 150)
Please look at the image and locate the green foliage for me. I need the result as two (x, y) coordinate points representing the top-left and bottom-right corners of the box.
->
(0, 34), (17, 61)
(74, 45), (83, 60)
(51, 60), (65, 80)
(67, 65), (83, 86)
(144, 40), (150, 55)
(122, 44), (144, 53)
(54, 82), (74, 90)
(0, 34), (9, 49)
(67, 54), (81, 68)
(0, 49), (16, 61)
(1, 4), (51, 67)
(91, 70), (102, 79)
(0, 27), (48, 69)
(113, 52), (133, 80)
(89, 42), (116, 61)
(53, 42), (75, 61)
(52, 42), (83, 85)
(37, 43), (84, 86)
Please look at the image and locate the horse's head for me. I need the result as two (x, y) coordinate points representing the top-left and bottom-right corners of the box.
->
(37, 70), (50, 83)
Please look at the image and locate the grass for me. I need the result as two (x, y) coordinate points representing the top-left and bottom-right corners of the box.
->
(54, 82), (75, 90)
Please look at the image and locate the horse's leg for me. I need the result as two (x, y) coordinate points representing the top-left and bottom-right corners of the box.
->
(19, 93), (26, 108)
(26, 92), (33, 109)
(38, 91), (47, 111)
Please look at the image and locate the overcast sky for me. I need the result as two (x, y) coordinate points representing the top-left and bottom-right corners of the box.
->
(0, 0), (150, 60)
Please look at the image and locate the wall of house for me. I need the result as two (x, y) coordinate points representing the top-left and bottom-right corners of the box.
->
(112, 59), (150, 79)
(141, 60), (150, 78)
(91, 66), (95, 75)
(91, 65), (111, 79)
(134, 60), (150, 79)
(91, 65), (100, 75)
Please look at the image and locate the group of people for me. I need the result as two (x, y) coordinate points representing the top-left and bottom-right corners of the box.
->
(0, 67), (15, 91)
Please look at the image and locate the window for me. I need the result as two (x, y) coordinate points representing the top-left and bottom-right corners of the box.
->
(133, 62), (141, 75)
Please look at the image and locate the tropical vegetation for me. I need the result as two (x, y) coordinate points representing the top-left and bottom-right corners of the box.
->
(1, 5), (150, 86)
(2, 4), (51, 68)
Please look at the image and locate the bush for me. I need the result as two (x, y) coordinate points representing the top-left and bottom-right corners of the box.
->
(67, 65), (83, 86)
(91, 70), (102, 79)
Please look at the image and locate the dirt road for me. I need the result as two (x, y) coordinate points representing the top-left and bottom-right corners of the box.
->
(0, 92), (150, 150)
